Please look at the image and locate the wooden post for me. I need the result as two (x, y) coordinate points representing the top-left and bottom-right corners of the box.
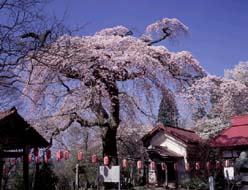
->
(146, 162), (149, 188)
(23, 146), (29, 190)
(75, 163), (79, 190)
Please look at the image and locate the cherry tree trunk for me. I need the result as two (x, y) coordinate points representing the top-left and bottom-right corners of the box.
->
(102, 127), (118, 165)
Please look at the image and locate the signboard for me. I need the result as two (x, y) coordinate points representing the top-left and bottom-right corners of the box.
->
(208, 176), (215, 190)
(224, 167), (234, 180)
(99, 166), (120, 183)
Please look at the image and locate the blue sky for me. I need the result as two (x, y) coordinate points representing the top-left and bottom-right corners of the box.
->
(47, 0), (248, 76)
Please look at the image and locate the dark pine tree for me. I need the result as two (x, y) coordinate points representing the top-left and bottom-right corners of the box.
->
(157, 90), (179, 127)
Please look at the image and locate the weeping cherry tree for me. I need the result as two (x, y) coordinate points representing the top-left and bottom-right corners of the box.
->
(21, 18), (206, 164)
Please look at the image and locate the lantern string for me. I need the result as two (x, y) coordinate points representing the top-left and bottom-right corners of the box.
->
(48, 149), (230, 171)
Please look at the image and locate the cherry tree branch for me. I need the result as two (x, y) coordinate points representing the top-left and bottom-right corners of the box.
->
(147, 27), (170, 46)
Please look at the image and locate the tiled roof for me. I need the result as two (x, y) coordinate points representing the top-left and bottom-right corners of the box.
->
(210, 115), (248, 147)
(142, 124), (202, 145)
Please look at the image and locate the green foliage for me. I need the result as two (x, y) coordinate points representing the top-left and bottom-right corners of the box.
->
(53, 151), (100, 189)
(182, 176), (208, 190)
(158, 90), (179, 127)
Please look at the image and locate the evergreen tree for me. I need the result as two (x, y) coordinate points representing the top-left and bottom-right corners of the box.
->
(158, 90), (179, 127)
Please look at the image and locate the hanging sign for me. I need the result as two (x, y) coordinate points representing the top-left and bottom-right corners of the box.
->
(99, 166), (120, 183)
(224, 167), (234, 180)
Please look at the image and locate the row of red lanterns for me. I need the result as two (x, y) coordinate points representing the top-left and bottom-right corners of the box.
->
(2, 149), (52, 174)
(2, 157), (231, 175)
(55, 150), (231, 171)
(55, 150), (163, 169)
(184, 160), (230, 172)
(55, 150), (99, 163)
(30, 147), (50, 157)
(26, 149), (51, 164)
(137, 160), (231, 172)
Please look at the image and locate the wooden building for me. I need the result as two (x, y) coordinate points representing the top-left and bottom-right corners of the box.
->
(142, 124), (203, 187)
(0, 107), (49, 190)
(210, 115), (248, 160)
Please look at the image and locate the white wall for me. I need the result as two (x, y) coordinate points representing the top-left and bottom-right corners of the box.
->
(149, 131), (188, 162)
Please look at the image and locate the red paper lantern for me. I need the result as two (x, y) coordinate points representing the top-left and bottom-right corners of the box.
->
(35, 156), (40, 164)
(28, 154), (32, 163)
(64, 150), (69, 160)
(4, 164), (8, 174)
(77, 151), (84, 161)
(44, 156), (48, 164)
(46, 149), (51, 159)
(195, 162), (200, 171)
(185, 163), (190, 172)
(33, 147), (39, 157)
(122, 159), (128, 168)
(161, 163), (167, 171)
(56, 152), (61, 161)
(58, 150), (63, 159)
(104, 156), (109, 166)
(206, 161), (211, 170)
(150, 161), (156, 170)
(225, 159), (230, 167)
(92, 154), (98, 164)
(137, 160), (142, 169)
(215, 160), (220, 169)
(174, 163), (178, 171)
